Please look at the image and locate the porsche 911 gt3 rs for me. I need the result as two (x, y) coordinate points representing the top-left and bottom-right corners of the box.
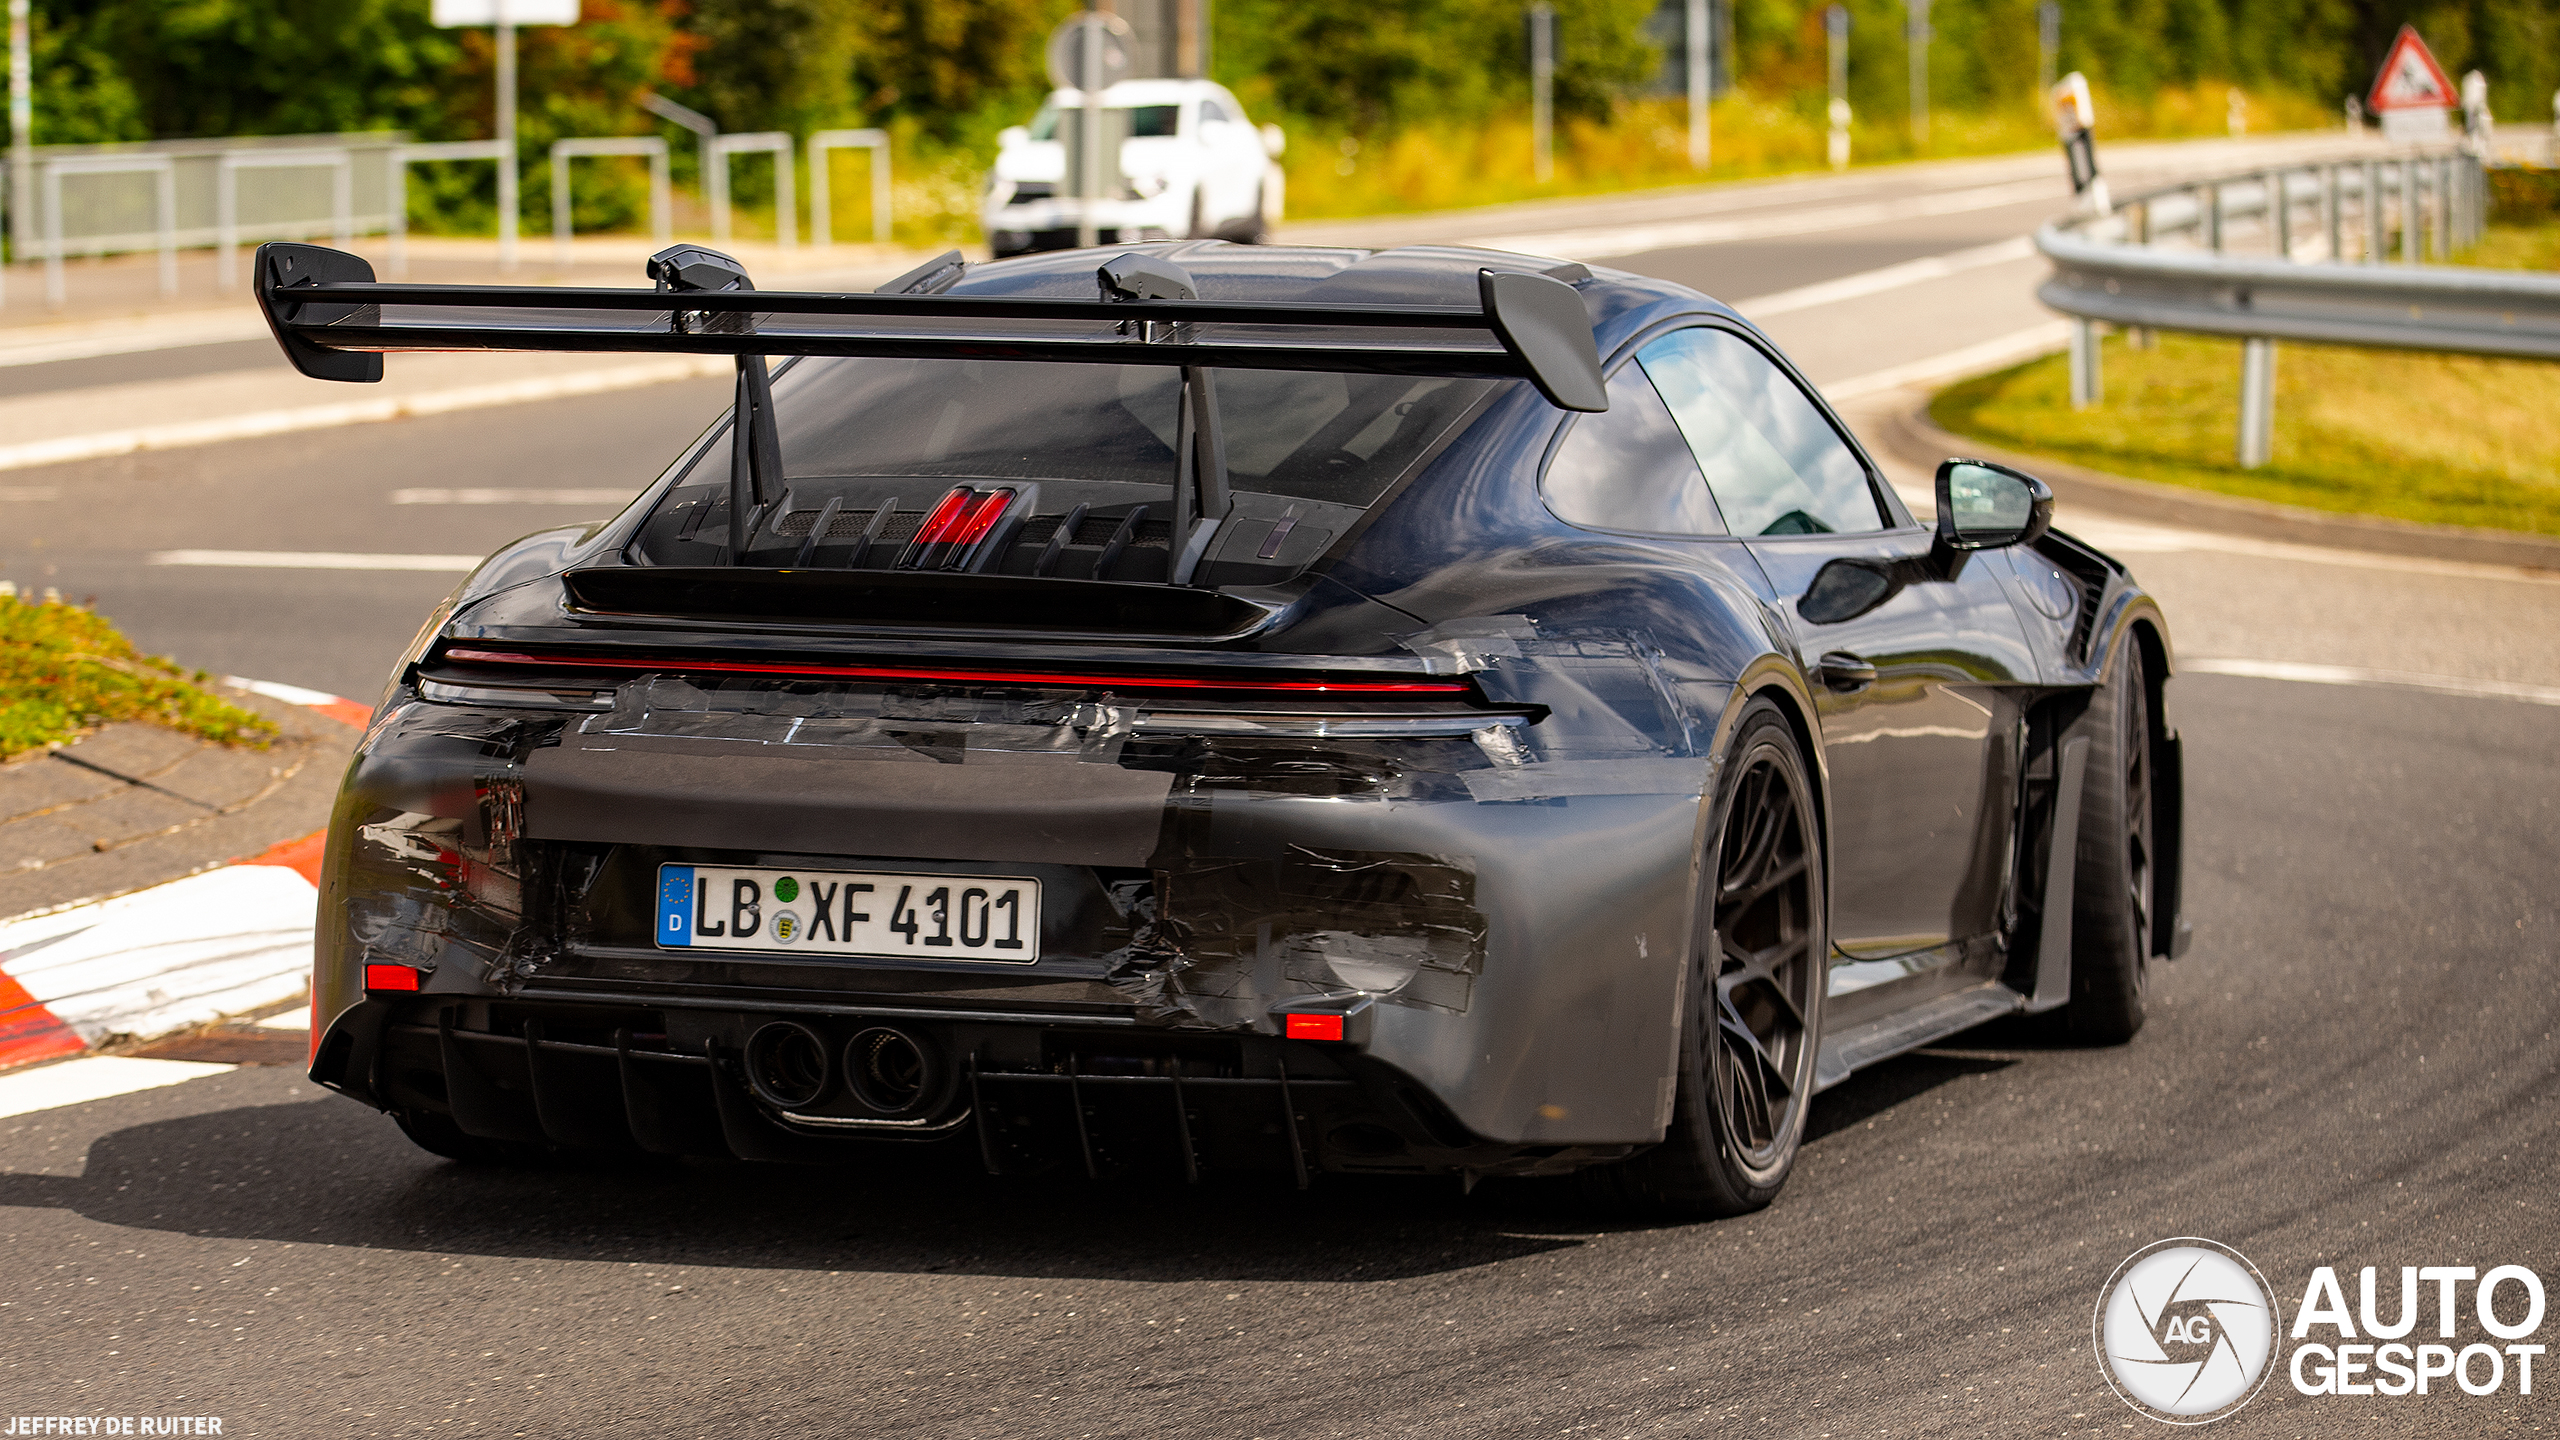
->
(259, 234), (2184, 1215)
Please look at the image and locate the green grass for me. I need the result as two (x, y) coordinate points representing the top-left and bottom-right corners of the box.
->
(0, 592), (278, 761)
(1932, 330), (2560, 537)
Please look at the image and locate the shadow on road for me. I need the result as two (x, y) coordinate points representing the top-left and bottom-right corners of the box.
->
(0, 1035), (2033, 1280)
(1803, 1048), (2015, 1143)
(0, 1095), (1603, 1282)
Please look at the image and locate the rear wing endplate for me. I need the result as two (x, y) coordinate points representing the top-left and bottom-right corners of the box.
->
(249, 241), (1608, 412)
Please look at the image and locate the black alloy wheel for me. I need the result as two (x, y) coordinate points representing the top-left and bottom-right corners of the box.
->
(1586, 697), (1824, 1216)
(2066, 638), (2156, 1043)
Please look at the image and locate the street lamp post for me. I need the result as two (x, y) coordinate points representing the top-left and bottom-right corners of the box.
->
(1686, 0), (1709, 168)
(1906, 0), (1930, 149)
(495, 15), (516, 269)
(7, 0), (28, 282)
(1530, 4), (1555, 184)
(2037, 1), (2059, 97)
(1827, 5), (1851, 171)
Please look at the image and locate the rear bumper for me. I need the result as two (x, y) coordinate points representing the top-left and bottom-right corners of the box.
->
(312, 678), (1711, 1162)
(315, 993), (1628, 1178)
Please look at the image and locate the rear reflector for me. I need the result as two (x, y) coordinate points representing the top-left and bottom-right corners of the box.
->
(440, 647), (1472, 695)
(365, 964), (423, 992)
(1283, 1014), (1346, 1042)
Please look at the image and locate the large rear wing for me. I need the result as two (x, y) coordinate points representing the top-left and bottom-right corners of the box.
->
(252, 241), (1607, 581)
(249, 241), (1608, 412)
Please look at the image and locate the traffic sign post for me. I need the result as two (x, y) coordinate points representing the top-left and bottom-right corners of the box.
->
(2367, 24), (2455, 145)
(432, 0), (578, 271)
(1048, 11), (1133, 249)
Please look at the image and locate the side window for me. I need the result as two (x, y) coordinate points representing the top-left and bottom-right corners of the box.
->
(1198, 98), (1232, 125)
(1636, 327), (1885, 536)
(1541, 362), (1727, 536)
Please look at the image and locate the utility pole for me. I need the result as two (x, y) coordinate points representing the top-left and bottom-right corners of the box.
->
(1827, 5), (1850, 170)
(495, 7), (517, 271)
(2036, 1), (2059, 97)
(7, 0), (28, 279)
(1906, 0), (1930, 149)
(1685, 0), (1709, 168)
(1530, 3), (1555, 184)
(1079, 2), (1104, 247)
(1175, 0), (1202, 79)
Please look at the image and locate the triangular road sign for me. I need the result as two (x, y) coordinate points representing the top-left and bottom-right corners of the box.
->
(2368, 25), (2454, 112)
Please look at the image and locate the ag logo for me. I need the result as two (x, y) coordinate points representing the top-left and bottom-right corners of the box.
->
(2095, 1238), (2282, 1424)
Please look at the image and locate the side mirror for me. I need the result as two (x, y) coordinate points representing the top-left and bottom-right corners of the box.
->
(998, 125), (1030, 149)
(1260, 123), (1287, 159)
(1934, 458), (2054, 553)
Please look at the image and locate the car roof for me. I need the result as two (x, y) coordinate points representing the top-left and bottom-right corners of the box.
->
(1046, 79), (1234, 108)
(949, 240), (1725, 345)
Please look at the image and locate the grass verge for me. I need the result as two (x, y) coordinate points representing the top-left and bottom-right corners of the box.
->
(1931, 330), (2560, 537)
(0, 592), (278, 761)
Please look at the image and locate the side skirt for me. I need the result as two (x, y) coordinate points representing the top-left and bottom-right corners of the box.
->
(1812, 980), (2025, 1092)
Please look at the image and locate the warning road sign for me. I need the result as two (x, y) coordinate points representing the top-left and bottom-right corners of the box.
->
(2368, 25), (2454, 141)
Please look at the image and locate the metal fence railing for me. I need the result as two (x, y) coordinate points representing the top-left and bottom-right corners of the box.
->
(2035, 145), (2558, 468)
(4, 123), (899, 310)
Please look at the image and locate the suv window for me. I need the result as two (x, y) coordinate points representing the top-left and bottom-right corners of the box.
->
(1198, 98), (1232, 125)
(1635, 327), (1884, 536)
(1128, 105), (1181, 137)
(1541, 362), (1725, 535)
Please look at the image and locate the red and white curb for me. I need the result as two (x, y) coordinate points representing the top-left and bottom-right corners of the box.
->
(0, 679), (368, 1104)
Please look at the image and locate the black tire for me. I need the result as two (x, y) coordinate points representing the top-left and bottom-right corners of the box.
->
(1585, 698), (1825, 1217)
(1221, 182), (1271, 244)
(394, 1110), (554, 1166)
(2066, 638), (2159, 1044)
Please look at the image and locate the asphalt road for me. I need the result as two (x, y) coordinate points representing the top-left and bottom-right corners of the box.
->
(5, 138), (2556, 1437)
(5, 677), (2551, 1437)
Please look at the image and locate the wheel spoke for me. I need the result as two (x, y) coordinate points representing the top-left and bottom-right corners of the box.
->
(1718, 993), (1797, 1103)
(1721, 853), (1807, 915)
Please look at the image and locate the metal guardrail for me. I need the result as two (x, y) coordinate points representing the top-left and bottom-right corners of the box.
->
(2033, 144), (2557, 467)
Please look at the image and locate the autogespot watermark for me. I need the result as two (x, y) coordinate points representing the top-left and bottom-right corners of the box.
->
(2094, 1238), (2549, 1424)
(2095, 1238), (2282, 1423)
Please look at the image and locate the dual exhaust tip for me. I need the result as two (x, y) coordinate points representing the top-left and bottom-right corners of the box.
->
(742, 1020), (945, 1116)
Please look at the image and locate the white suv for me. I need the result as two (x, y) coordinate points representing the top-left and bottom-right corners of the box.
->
(984, 79), (1283, 257)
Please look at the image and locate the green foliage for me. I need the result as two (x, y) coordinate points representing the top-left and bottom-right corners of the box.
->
(1932, 326), (2560, 535)
(0, 594), (278, 761)
(843, 0), (1078, 146)
(11, 0), (2560, 243)
(1213, 0), (1661, 135)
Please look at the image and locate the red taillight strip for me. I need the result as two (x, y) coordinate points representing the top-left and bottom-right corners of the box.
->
(438, 647), (1471, 694)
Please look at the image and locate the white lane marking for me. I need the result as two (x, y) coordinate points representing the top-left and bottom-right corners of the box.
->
(1733, 237), (2038, 319)
(0, 866), (316, 1043)
(1820, 321), (2071, 403)
(0, 312), (273, 369)
(0, 354), (732, 474)
(2182, 658), (2560, 706)
(0, 1055), (232, 1118)
(253, 1008), (310, 1031)
(389, 487), (634, 506)
(152, 550), (482, 571)
(224, 676), (344, 708)
(1467, 177), (2066, 260)
(2062, 515), (2560, 586)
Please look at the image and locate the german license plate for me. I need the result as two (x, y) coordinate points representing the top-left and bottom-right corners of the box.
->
(655, 863), (1039, 963)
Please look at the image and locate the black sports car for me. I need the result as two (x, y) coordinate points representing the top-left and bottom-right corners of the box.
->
(263, 235), (2183, 1215)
